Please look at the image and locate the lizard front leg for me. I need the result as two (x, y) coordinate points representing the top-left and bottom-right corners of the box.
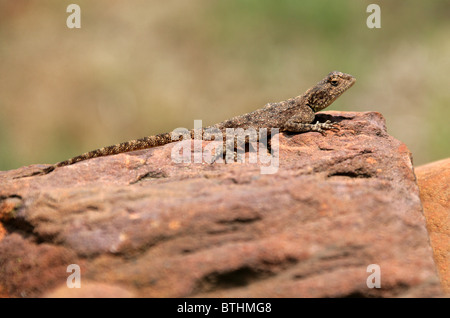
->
(282, 105), (338, 133)
(282, 119), (338, 133)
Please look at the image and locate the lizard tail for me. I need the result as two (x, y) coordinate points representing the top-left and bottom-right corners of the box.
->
(55, 132), (172, 168)
(13, 132), (175, 179)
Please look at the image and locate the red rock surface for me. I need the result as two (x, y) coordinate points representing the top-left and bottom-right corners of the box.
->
(415, 158), (450, 294)
(0, 111), (442, 297)
(44, 281), (135, 298)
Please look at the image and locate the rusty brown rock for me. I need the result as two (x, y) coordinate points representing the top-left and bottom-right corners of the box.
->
(44, 281), (135, 298)
(415, 158), (450, 294)
(0, 111), (442, 297)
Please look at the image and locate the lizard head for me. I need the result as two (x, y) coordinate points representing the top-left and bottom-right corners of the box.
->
(306, 71), (356, 112)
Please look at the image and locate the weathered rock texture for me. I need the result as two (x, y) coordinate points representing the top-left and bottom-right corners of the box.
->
(415, 158), (450, 294)
(0, 111), (442, 297)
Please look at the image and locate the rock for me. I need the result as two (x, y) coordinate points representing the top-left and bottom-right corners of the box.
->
(0, 234), (77, 298)
(44, 281), (135, 298)
(0, 111), (442, 297)
(415, 158), (450, 294)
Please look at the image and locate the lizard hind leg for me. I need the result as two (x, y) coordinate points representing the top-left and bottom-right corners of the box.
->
(208, 137), (246, 164)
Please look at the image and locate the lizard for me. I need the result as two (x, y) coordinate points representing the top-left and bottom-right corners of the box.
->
(23, 71), (355, 177)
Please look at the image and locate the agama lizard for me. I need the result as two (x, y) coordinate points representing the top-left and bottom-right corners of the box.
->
(25, 71), (355, 176)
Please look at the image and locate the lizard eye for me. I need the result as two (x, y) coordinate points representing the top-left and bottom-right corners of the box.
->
(330, 80), (339, 86)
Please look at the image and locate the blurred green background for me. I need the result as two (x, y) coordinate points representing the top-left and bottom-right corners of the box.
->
(0, 0), (449, 171)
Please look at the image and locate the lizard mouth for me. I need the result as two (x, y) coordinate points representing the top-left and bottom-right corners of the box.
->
(349, 76), (356, 87)
(341, 73), (356, 88)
